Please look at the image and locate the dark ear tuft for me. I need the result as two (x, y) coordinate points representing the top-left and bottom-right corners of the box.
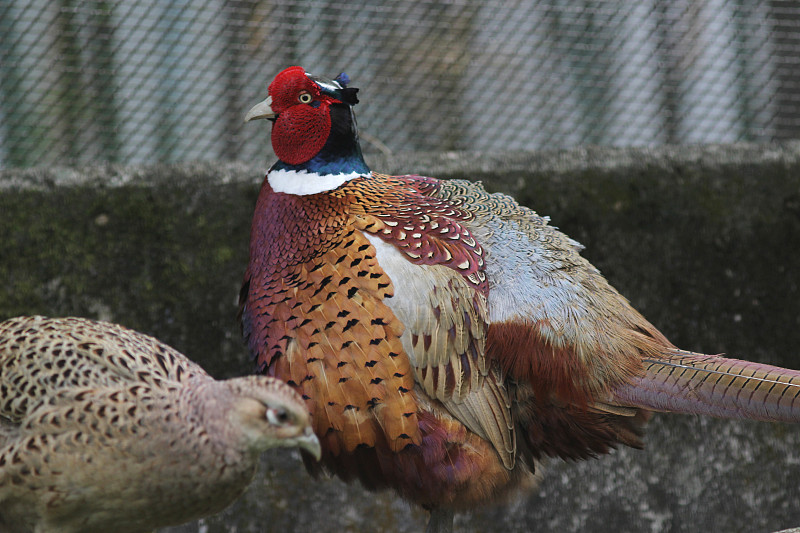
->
(339, 87), (359, 106)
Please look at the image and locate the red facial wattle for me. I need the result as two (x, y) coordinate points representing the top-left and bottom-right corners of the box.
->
(270, 103), (332, 165)
(266, 66), (336, 166)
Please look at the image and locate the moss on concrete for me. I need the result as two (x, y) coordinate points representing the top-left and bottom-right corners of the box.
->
(2, 144), (800, 532)
(0, 162), (260, 378)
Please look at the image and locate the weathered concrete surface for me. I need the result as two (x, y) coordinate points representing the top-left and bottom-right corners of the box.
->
(2, 143), (800, 532)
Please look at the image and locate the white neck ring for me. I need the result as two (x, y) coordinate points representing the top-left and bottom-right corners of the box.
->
(268, 168), (363, 195)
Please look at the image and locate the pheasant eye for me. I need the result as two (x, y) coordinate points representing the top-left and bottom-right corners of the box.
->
(298, 91), (313, 104)
(266, 406), (290, 425)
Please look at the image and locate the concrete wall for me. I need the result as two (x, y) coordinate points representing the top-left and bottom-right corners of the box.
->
(2, 143), (800, 532)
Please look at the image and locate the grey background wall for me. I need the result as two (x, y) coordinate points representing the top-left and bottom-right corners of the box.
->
(2, 143), (800, 531)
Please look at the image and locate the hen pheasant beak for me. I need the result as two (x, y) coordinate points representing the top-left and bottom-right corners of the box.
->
(244, 96), (275, 122)
(297, 426), (322, 460)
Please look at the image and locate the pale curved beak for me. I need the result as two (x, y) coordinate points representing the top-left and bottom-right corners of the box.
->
(244, 96), (275, 123)
(297, 426), (322, 460)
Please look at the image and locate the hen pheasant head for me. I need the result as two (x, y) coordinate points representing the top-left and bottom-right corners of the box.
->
(224, 375), (321, 460)
(245, 66), (368, 192)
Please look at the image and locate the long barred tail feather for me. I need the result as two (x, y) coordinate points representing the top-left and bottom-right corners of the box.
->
(611, 349), (800, 422)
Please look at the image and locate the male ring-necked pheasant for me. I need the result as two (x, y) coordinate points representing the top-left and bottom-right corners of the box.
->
(240, 66), (800, 532)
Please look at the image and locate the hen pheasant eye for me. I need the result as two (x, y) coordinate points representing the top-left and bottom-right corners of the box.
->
(298, 91), (312, 104)
(267, 406), (290, 425)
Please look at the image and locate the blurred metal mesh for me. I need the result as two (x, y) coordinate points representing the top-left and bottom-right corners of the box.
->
(2, 0), (800, 169)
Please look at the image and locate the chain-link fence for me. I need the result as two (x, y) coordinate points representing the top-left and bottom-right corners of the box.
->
(2, 0), (800, 169)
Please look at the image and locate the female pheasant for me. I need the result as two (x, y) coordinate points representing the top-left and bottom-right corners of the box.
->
(240, 66), (800, 532)
(0, 315), (320, 533)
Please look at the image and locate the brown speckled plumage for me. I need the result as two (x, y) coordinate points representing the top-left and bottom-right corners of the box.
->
(0, 315), (320, 533)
